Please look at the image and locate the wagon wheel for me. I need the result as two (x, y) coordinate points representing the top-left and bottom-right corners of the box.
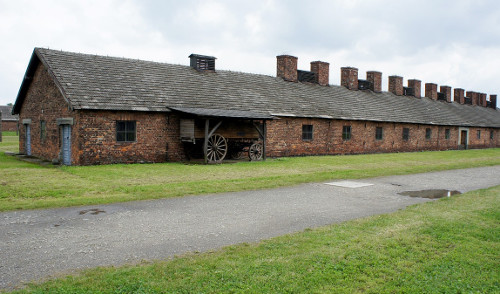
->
(248, 142), (263, 161)
(207, 134), (228, 163)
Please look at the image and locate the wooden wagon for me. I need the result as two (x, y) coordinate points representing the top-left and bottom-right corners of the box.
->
(170, 107), (274, 163)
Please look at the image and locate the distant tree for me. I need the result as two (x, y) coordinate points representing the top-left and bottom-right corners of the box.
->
(7, 103), (13, 106)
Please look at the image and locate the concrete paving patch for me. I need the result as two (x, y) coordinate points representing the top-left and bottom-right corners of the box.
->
(324, 180), (374, 188)
(1, 165), (499, 290)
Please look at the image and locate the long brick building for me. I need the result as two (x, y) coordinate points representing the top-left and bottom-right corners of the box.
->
(0, 105), (18, 132)
(12, 48), (500, 165)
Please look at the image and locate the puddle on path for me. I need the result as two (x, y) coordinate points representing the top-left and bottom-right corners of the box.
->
(398, 189), (461, 199)
(79, 208), (106, 215)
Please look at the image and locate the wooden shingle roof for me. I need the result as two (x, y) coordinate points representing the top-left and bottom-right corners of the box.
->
(13, 48), (500, 128)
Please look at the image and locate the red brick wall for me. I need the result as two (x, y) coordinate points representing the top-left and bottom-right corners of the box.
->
(75, 111), (185, 165)
(265, 118), (496, 157)
(2, 121), (18, 132)
(18, 63), (74, 162)
(468, 127), (499, 149)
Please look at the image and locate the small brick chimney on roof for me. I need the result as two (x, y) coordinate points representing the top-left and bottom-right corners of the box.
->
(479, 93), (487, 107)
(454, 88), (465, 104)
(466, 91), (480, 106)
(310, 61), (329, 86)
(440, 86), (452, 103)
(490, 95), (498, 109)
(408, 79), (421, 98)
(425, 83), (438, 100)
(341, 67), (358, 90)
(388, 76), (403, 96)
(366, 71), (382, 92)
(276, 55), (298, 82)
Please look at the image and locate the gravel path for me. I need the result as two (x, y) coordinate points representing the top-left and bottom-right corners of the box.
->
(1, 166), (499, 290)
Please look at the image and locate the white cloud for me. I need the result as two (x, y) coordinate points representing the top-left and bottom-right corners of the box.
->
(1, 0), (500, 105)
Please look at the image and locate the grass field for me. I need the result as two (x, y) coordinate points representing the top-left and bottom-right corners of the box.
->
(12, 185), (499, 293)
(1, 133), (500, 211)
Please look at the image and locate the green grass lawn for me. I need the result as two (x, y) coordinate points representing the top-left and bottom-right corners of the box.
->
(13, 185), (500, 293)
(1, 132), (500, 211)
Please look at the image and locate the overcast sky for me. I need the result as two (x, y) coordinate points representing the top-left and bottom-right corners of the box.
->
(1, 0), (500, 105)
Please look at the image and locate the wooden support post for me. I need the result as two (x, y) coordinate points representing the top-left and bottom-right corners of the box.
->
(203, 119), (209, 164)
(262, 120), (267, 160)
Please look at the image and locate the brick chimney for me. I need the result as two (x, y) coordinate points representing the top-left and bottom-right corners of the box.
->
(490, 95), (497, 109)
(366, 71), (382, 92)
(466, 91), (479, 105)
(479, 93), (487, 107)
(440, 86), (452, 103)
(310, 61), (329, 86)
(277, 55), (298, 82)
(454, 88), (465, 104)
(408, 79), (421, 98)
(473, 92), (480, 105)
(425, 83), (438, 100)
(388, 75), (403, 96)
(341, 67), (358, 90)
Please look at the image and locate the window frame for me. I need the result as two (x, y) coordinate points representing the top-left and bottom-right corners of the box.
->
(402, 128), (409, 141)
(375, 127), (383, 141)
(445, 128), (450, 140)
(491, 130), (494, 140)
(40, 120), (46, 141)
(425, 128), (432, 140)
(477, 130), (481, 139)
(302, 124), (313, 141)
(116, 121), (137, 142)
(342, 125), (352, 141)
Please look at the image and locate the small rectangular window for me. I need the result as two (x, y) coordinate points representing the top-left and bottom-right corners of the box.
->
(342, 126), (352, 141)
(302, 124), (313, 141)
(491, 131), (494, 140)
(425, 128), (432, 140)
(40, 120), (46, 141)
(402, 128), (409, 141)
(477, 130), (481, 139)
(445, 129), (450, 140)
(117, 121), (136, 142)
(375, 127), (383, 140)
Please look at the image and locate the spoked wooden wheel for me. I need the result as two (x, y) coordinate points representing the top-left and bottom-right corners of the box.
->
(207, 134), (228, 163)
(248, 142), (263, 161)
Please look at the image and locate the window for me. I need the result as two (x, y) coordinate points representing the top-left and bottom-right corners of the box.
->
(491, 131), (495, 140)
(402, 128), (409, 141)
(445, 129), (450, 140)
(342, 126), (352, 141)
(302, 124), (313, 140)
(477, 130), (481, 139)
(40, 120), (46, 141)
(375, 127), (383, 140)
(116, 121), (136, 142)
(425, 128), (432, 140)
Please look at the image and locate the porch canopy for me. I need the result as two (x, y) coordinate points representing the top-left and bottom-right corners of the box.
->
(168, 107), (274, 120)
(168, 107), (274, 163)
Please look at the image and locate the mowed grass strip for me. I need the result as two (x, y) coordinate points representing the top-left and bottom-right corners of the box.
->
(1, 133), (500, 211)
(13, 185), (500, 293)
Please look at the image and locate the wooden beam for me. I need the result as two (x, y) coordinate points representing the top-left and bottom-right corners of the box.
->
(203, 119), (209, 164)
(253, 122), (264, 139)
(262, 120), (267, 160)
(208, 120), (223, 138)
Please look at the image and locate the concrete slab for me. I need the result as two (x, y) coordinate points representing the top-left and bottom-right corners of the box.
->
(324, 180), (374, 188)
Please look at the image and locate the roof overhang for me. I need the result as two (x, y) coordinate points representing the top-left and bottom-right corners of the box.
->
(12, 49), (40, 115)
(169, 107), (275, 120)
